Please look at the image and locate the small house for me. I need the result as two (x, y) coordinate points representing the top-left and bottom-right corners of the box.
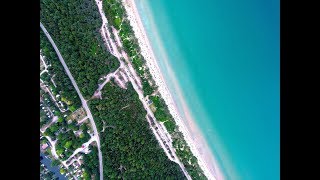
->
(41, 143), (48, 150)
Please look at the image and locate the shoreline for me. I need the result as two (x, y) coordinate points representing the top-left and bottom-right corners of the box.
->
(122, 0), (223, 179)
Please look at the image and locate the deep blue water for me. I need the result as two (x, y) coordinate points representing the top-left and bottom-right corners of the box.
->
(135, 0), (279, 179)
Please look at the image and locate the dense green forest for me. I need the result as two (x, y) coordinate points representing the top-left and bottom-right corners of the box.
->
(41, 29), (92, 160)
(40, 0), (120, 99)
(101, 0), (207, 179)
(89, 80), (185, 179)
(150, 96), (206, 179)
(41, 0), (206, 178)
(40, 30), (81, 110)
(149, 95), (177, 134)
(102, 0), (157, 97)
(81, 144), (100, 180)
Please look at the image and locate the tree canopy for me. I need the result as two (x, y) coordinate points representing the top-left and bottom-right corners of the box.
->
(40, 0), (120, 99)
(89, 81), (185, 179)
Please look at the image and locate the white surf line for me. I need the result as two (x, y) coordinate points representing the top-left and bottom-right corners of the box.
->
(94, 0), (191, 180)
(120, 58), (191, 179)
(122, 1), (217, 179)
(94, 1), (190, 179)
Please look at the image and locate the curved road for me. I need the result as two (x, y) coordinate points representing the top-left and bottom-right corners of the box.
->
(93, 2), (191, 178)
(40, 22), (104, 180)
(93, 1), (191, 178)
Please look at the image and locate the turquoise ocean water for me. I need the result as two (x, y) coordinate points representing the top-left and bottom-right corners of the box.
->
(134, 0), (279, 179)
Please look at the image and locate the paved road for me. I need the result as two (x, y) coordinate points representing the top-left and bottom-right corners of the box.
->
(63, 136), (95, 167)
(40, 22), (104, 180)
(98, 16), (191, 179)
(95, 10), (191, 179)
(40, 116), (58, 133)
(93, 1), (191, 178)
(44, 136), (59, 159)
(40, 53), (49, 76)
(122, 63), (192, 180)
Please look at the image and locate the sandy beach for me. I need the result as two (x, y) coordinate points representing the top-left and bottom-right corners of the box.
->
(122, 0), (224, 179)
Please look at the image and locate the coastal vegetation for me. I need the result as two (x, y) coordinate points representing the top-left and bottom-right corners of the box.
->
(40, 0), (120, 99)
(103, 0), (157, 97)
(88, 81), (185, 179)
(41, 0), (208, 178)
(150, 96), (207, 179)
(101, 0), (207, 179)
(41, 0), (189, 178)
(149, 95), (177, 133)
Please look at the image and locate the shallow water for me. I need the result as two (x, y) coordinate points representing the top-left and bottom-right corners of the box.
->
(134, 0), (279, 179)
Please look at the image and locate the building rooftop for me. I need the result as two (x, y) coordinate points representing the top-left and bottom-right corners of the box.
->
(41, 143), (48, 150)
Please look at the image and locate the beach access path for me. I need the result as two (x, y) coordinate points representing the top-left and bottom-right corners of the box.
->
(122, 0), (219, 179)
(94, 1), (191, 179)
(40, 22), (104, 180)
